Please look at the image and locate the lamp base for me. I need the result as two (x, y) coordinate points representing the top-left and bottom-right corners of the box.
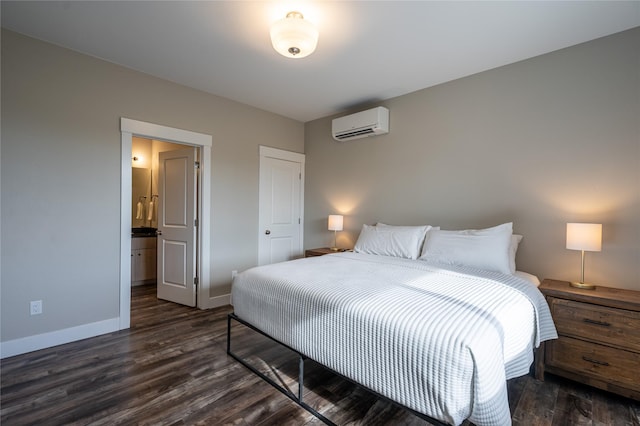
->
(570, 281), (596, 290)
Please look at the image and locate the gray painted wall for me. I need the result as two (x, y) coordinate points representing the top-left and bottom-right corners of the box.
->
(1, 30), (304, 342)
(304, 28), (639, 290)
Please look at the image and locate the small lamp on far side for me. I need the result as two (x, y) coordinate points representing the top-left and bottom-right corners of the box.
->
(566, 223), (602, 289)
(328, 215), (344, 251)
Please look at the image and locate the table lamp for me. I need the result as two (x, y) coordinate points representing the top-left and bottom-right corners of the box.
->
(328, 215), (343, 251)
(566, 223), (602, 289)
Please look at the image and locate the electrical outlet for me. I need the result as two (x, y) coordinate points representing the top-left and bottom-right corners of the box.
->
(231, 270), (238, 280)
(30, 300), (43, 316)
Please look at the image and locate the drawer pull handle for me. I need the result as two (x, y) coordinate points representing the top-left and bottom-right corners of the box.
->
(582, 356), (609, 366)
(582, 318), (611, 327)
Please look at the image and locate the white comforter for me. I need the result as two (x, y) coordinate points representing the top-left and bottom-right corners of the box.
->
(232, 252), (557, 426)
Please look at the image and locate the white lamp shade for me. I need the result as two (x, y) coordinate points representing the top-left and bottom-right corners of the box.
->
(270, 12), (318, 59)
(328, 215), (343, 231)
(566, 223), (602, 252)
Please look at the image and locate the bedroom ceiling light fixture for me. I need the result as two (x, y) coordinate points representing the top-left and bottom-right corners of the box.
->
(566, 223), (602, 290)
(328, 215), (343, 251)
(270, 11), (318, 59)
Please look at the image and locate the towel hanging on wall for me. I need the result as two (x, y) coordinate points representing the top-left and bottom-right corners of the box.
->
(147, 200), (154, 222)
(136, 201), (144, 220)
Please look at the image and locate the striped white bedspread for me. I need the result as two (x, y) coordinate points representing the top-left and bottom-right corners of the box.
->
(232, 252), (557, 426)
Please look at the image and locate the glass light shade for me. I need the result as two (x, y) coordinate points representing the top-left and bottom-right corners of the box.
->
(328, 215), (343, 231)
(566, 223), (602, 252)
(270, 12), (318, 59)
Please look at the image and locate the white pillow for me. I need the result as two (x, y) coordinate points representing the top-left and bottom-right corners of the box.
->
(376, 223), (439, 254)
(510, 234), (523, 274)
(419, 222), (513, 274)
(376, 223), (440, 233)
(354, 224), (431, 260)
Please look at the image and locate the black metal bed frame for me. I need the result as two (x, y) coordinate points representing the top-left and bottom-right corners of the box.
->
(226, 312), (449, 426)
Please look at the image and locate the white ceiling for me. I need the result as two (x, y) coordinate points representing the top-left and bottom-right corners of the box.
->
(2, 1), (639, 122)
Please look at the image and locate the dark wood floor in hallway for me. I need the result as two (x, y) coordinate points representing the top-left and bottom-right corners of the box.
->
(1, 284), (638, 425)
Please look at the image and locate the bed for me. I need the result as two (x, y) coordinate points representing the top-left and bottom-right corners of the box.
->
(229, 223), (558, 425)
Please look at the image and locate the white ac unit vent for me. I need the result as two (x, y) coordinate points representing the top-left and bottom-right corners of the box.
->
(332, 106), (389, 141)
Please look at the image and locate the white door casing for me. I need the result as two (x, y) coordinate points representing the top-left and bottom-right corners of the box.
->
(120, 118), (212, 330)
(157, 148), (197, 307)
(258, 146), (305, 265)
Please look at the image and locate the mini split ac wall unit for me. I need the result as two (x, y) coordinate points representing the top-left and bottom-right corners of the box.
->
(332, 106), (389, 141)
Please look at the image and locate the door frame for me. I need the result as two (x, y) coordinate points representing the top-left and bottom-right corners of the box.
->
(120, 118), (212, 330)
(258, 145), (305, 265)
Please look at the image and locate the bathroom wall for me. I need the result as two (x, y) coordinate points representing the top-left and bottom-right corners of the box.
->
(132, 137), (152, 227)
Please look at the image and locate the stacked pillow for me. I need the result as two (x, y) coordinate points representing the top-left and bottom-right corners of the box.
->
(354, 222), (522, 275)
(353, 223), (431, 260)
(419, 222), (518, 275)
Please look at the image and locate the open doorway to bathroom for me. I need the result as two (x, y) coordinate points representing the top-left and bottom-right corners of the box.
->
(120, 118), (212, 331)
(130, 137), (187, 292)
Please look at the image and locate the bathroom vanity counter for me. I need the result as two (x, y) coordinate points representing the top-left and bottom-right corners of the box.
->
(132, 227), (157, 238)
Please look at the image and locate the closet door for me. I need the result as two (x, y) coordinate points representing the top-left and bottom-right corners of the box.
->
(258, 146), (305, 265)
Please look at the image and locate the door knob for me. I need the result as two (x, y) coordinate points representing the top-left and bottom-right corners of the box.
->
(265, 230), (271, 235)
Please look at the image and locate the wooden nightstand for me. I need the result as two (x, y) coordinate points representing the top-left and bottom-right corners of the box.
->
(304, 247), (339, 257)
(305, 247), (352, 257)
(538, 279), (640, 400)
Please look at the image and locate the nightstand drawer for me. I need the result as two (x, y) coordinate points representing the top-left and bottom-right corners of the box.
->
(549, 298), (640, 352)
(546, 336), (640, 392)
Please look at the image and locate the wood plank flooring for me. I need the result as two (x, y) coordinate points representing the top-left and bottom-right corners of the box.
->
(1, 284), (639, 425)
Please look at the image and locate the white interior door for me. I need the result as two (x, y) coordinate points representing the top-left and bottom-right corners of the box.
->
(258, 147), (305, 265)
(157, 147), (197, 306)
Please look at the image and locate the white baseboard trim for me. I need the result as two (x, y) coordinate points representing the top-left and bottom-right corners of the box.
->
(201, 293), (231, 309)
(0, 317), (120, 359)
(2, 294), (232, 358)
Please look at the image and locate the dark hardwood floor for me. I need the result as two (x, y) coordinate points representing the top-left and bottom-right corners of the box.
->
(1, 284), (638, 425)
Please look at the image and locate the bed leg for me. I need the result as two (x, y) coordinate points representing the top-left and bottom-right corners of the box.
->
(534, 342), (545, 381)
(226, 313), (232, 354)
(298, 355), (305, 402)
